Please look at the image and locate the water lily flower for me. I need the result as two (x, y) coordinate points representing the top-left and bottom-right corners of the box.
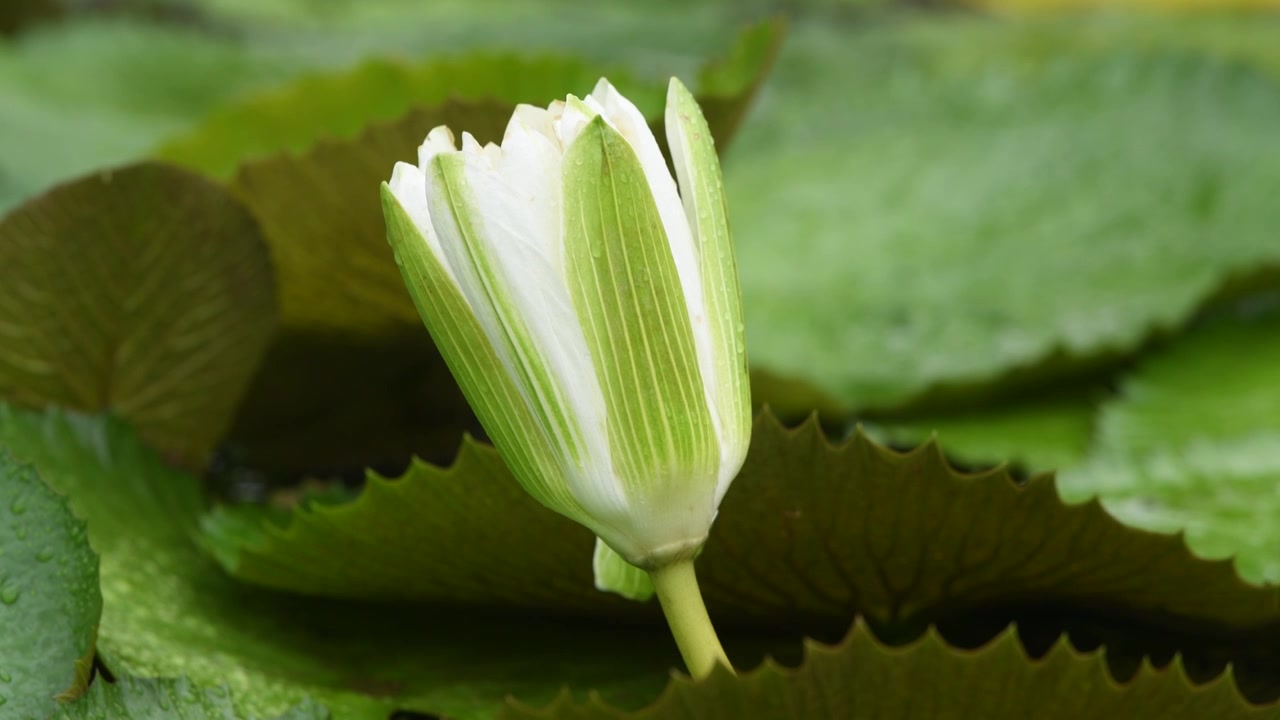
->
(381, 77), (749, 677)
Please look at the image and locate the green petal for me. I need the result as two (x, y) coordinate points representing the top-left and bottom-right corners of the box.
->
(381, 184), (586, 522)
(666, 77), (752, 456)
(592, 537), (655, 601)
(562, 117), (719, 510)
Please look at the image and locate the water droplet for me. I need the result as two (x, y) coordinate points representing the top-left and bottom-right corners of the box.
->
(1, 588), (19, 605)
(35, 549), (52, 563)
(0, 671), (11, 682)
(575, 159), (584, 166)
(8, 497), (24, 515)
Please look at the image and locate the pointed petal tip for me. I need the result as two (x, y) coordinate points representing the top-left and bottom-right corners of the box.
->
(667, 75), (692, 98)
(591, 76), (613, 95)
(418, 126), (458, 172)
(426, 125), (456, 148)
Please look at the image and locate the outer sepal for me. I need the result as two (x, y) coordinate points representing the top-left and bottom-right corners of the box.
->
(593, 538), (655, 601)
(562, 116), (721, 567)
(666, 77), (752, 498)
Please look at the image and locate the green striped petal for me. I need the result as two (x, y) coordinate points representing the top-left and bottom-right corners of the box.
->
(665, 77), (752, 496)
(562, 116), (720, 565)
(381, 182), (587, 523)
(592, 538), (655, 601)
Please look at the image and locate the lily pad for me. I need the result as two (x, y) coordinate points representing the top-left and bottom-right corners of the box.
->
(1058, 309), (1280, 584)
(0, 448), (100, 719)
(1091, 308), (1280, 456)
(202, 411), (1280, 702)
(731, 21), (1280, 412)
(504, 622), (1280, 720)
(0, 162), (276, 465)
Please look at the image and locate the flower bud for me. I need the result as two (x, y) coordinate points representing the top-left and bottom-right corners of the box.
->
(382, 77), (750, 591)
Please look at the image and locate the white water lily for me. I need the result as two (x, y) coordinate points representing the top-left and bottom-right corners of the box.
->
(381, 78), (750, 600)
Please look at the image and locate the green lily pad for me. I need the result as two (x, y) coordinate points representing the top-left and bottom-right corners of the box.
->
(49, 677), (330, 720)
(202, 411), (1280, 701)
(1092, 308), (1280, 455)
(1058, 309), (1280, 584)
(503, 622), (1280, 720)
(218, 25), (781, 478)
(0, 162), (276, 465)
(0, 404), (707, 720)
(0, 448), (100, 719)
(731, 20), (1280, 413)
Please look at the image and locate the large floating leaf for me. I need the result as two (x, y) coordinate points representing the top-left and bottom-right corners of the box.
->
(218, 25), (780, 477)
(0, 449), (99, 719)
(202, 411), (1280, 702)
(0, 162), (276, 464)
(1091, 309), (1280, 455)
(50, 677), (330, 720)
(1058, 310), (1280, 584)
(731, 21), (1280, 413)
(0, 405), (698, 720)
(504, 622), (1280, 720)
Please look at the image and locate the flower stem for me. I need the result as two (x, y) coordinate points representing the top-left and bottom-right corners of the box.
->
(649, 559), (732, 679)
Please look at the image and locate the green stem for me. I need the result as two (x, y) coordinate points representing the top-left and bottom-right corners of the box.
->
(649, 559), (732, 679)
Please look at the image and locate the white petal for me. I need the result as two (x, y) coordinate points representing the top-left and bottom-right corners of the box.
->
(387, 161), (462, 290)
(554, 95), (599, 150)
(507, 104), (559, 147)
(429, 143), (626, 526)
(417, 126), (456, 174)
(496, 111), (566, 280)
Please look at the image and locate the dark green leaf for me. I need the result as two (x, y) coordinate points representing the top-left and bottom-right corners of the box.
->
(203, 412), (1280, 703)
(503, 622), (1280, 720)
(0, 162), (276, 465)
